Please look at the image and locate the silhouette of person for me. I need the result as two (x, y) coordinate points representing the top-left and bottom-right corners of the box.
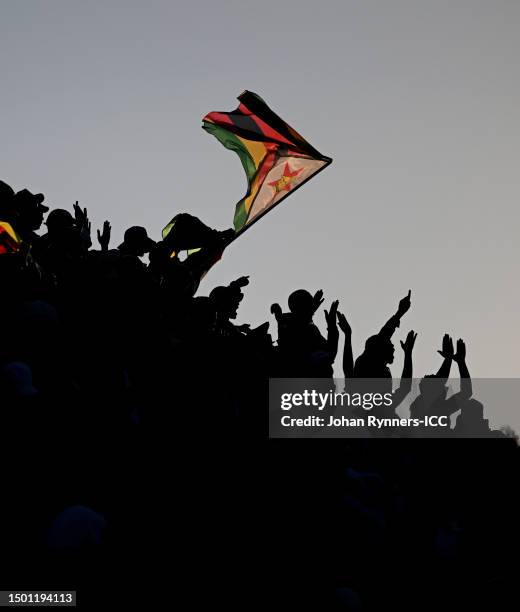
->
(337, 311), (353, 379)
(33, 205), (91, 276)
(209, 276), (250, 338)
(150, 213), (235, 295)
(118, 226), (156, 258)
(410, 337), (472, 435)
(271, 289), (339, 377)
(162, 212), (234, 255)
(353, 290), (412, 379)
(453, 399), (498, 437)
(10, 188), (49, 244)
(350, 291), (416, 421)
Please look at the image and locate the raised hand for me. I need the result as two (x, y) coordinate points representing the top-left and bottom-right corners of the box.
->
(270, 303), (282, 320)
(73, 201), (89, 229)
(97, 220), (111, 251)
(336, 311), (351, 335)
(397, 290), (412, 317)
(79, 220), (92, 249)
(437, 333), (454, 360)
(453, 339), (466, 364)
(324, 300), (339, 328)
(312, 289), (324, 312)
(231, 275), (250, 289)
(400, 330), (417, 354)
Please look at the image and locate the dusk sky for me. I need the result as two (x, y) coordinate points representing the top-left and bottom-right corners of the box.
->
(1, 0), (519, 378)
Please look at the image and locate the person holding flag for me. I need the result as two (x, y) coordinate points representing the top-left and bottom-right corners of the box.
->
(158, 90), (332, 281)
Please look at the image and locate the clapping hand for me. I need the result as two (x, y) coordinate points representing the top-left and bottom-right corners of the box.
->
(312, 289), (324, 313)
(336, 311), (351, 335)
(324, 300), (339, 328)
(437, 333), (454, 360)
(453, 339), (466, 364)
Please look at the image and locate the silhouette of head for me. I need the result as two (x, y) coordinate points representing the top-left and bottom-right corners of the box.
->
(457, 398), (490, 434)
(462, 398), (485, 420)
(288, 289), (314, 320)
(209, 285), (243, 320)
(419, 375), (448, 401)
(13, 189), (49, 231)
(163, 213), (218, 252)
(0, 181), (15, 220)
(0, 180), (14, 201)
(119, 226), (156, 257)
(364, 334), (395, 364)
(46, 209), (75, 235)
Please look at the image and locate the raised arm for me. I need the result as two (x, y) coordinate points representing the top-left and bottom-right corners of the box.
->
(270, 302), (284, 346)
(442, 339), (472, 416)
(379, 290), (412, 341)
(73, 202), (92, 250)
(337, 311), (353, 379)
(270, 302), (283, 323)
(453, 339), (472, 398)
(97, 220), (111, 252)
(435, 334), (454, 381)
(324, 300), (339, 363)
(392, 330), (417, 408)
(229, 275), (249, 291)
(312, 289), (324, 314)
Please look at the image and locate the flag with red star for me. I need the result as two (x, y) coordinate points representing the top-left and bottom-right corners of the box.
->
(202, 91), (332, 234)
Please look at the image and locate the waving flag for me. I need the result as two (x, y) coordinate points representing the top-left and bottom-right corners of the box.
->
(203, 91), (332, 234)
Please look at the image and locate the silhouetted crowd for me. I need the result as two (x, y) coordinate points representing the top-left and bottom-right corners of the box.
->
(0, 181), (518, 609)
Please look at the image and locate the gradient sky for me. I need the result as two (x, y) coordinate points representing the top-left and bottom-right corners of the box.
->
(1, 0), (519, 378)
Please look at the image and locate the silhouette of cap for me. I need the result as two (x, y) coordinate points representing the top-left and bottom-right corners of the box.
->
(119, 226), (156, 252)
(14, 188), (49, 212)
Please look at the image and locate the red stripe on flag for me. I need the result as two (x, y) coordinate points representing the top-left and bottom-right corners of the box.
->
(238, 103), (295, 147)
(203, 112), (235, 126)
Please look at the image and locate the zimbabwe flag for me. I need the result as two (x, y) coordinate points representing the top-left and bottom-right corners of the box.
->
(0, 221), (21, 255)
(203, 91), (332, 233)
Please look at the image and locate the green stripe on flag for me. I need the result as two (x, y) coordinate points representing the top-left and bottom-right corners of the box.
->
(202, 121), (257, 182)
(233, 198), (248, 231)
